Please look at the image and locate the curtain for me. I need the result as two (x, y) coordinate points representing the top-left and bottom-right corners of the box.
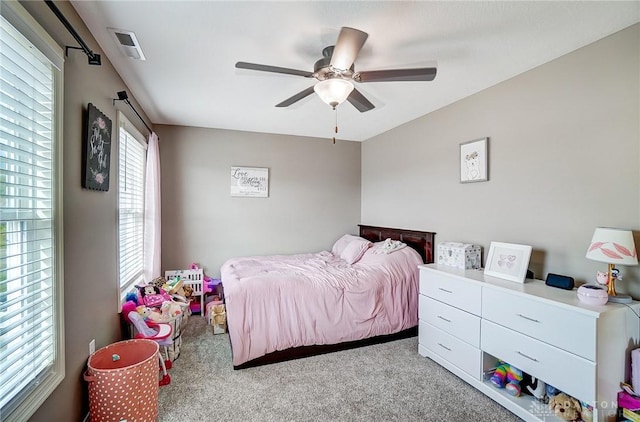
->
(144, 132), (161, 282)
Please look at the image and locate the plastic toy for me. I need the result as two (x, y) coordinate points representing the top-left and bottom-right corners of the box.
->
(165, 277), (185, 296)
(190, 262), (220, 292)
(122, 301), (173, 385)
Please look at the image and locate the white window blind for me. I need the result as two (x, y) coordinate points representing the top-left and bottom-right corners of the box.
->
(118, 114), (146, 300)
(0, 2), (64, 421)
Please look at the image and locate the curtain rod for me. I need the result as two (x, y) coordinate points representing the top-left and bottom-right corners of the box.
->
(114, 91), (156, 139)
(44, 0), (101, 65)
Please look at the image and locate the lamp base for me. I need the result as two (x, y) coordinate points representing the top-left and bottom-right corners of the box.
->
(608, 294), (632, 304)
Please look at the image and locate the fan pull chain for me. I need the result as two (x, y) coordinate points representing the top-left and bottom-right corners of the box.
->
(332, 106), (338, 144)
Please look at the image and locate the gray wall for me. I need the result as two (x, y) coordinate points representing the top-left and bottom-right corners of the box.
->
(362, 24), (640, 293)
(156, 125), (361, 277)
(19, 1), (152, 420)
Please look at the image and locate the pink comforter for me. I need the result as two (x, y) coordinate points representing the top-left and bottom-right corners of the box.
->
(220, 243), (422, 366)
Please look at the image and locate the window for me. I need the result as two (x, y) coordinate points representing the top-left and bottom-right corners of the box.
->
(0, 2), (64, 421)
(118, 113), (146, 302)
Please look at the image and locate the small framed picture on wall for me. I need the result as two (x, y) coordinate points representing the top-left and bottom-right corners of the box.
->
(230, 166), (269, 197)
(460, 137), (488, 183)
(82, 103), (112, 191)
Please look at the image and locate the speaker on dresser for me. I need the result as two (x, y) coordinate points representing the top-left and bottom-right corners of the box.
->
(545, 273), (575, 290)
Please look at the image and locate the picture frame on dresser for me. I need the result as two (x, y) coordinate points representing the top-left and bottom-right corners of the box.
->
(484, 242), (532, 283)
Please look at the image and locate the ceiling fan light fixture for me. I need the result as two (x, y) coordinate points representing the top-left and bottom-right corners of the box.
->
(314, 79), (354, 108)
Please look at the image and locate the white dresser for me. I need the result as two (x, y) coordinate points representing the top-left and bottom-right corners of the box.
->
(418, 264), (640, 422)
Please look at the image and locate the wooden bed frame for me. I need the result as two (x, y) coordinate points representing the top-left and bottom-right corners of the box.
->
(232, 225), (436, 369)
(358, 225), (435, 264)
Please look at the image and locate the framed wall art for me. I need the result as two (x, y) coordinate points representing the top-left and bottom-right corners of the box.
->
(230, 166), (269, 197)
(460, 137), (488, 183)
(82, 103), (112, 191)
(484, 241), (532, 283)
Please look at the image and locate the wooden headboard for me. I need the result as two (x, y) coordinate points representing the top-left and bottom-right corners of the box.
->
(358, 225), (435, 264)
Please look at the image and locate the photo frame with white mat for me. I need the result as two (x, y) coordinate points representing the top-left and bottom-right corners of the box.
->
(484, 242), (533, 283)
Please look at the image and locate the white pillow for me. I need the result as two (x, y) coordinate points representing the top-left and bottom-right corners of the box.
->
(340, 238), (372, 264)
(331, 234), (360, 256)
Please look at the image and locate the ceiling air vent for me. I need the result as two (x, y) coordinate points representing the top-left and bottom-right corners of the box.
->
(108, 28), (146, 60)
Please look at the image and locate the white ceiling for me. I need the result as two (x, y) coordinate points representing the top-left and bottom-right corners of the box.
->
(70, 1), (640, 142)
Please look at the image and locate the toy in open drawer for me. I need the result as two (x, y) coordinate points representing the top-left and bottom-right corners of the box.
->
(165, 269), (204, 315)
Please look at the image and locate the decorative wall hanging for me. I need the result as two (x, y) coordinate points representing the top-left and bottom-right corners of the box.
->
(230, 166), (269, 197)
(460, 137), (488, 183)
(82, 103), (112, 191)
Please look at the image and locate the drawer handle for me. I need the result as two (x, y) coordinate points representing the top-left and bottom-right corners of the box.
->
(437, 315), (452, 323)
(437, 342), (452, 352)
(438, 287), (453, 294)
(517, 351), (539, 363)
(517, 314), (540, 323)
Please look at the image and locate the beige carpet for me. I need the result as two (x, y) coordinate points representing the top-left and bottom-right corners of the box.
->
(158, 316), (523, 421)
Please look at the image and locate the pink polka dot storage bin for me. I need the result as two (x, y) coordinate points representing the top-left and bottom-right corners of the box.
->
(85, 339), (159, 422)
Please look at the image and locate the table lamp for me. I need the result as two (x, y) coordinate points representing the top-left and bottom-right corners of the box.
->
(585, 227), (638, 303)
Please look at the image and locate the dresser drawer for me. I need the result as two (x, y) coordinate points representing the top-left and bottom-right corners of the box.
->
(419, 320), (482, 379)
(482, 288), (597, 361)
(420, 269), (481, 315)
(419, 295), (480, 347)
(481, 320), (595, 401)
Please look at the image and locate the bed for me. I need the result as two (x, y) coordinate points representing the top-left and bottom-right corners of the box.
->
(221, 225), (435, 369)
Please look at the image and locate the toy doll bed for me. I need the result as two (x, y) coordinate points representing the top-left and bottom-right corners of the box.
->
(221, 225), (435, 369)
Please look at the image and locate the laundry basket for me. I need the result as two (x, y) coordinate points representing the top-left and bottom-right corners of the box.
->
(85, 339), (159, 422)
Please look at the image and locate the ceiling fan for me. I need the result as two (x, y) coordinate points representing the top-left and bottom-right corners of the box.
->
(235, 27), (437, 112)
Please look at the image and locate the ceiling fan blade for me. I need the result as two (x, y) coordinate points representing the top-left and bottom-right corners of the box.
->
(275, 86), (316, 107)
(236, 61), (313, 78)
(357, 67), (437, 82)
(330, 27), (368, 71)
(347, 88), (375, 113)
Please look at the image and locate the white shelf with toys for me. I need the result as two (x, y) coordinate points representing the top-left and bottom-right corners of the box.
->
(479, 358), (594, 422)
(480, 378), (566, 422)
(419, 341), (567, 421)
(418, 264), (640, 422)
